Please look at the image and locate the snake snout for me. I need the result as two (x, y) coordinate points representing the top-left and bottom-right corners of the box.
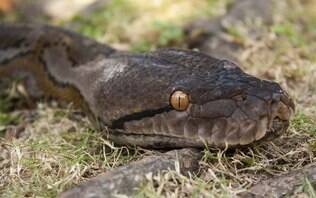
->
(271, 93), (293, 121)
(263, 91), (294, 139)
(194, 90), (295, 147)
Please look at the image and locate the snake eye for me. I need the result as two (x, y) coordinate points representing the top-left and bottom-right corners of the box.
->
(170, 90), (190, 111)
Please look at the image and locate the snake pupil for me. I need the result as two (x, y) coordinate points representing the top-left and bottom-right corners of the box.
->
(170, 90), (190, 111)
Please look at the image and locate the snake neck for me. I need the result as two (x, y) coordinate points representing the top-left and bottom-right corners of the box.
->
(0, 23), (115, 115)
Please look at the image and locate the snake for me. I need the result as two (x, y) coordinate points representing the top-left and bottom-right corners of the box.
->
(0, 23), (295, 148)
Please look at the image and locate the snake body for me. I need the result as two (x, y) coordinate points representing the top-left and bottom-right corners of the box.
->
(0, 24), (294, 148)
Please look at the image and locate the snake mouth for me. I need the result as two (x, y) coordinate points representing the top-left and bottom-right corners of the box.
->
(261, 117), (290, 142)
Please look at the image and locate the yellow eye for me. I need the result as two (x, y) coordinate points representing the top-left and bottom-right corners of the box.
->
(170, 90), (190, 111)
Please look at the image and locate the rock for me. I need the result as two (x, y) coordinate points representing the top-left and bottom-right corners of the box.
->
(59, 148), (202, 198)
(240, 162), (316, 197)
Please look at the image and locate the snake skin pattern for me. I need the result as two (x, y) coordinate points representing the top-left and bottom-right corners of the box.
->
(0, 24), (295, 148)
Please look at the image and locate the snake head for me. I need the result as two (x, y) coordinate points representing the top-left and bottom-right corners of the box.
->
(97, 49), (294, 148)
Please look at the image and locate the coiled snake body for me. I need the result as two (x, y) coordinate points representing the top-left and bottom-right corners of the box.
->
(0, 24), (294, 148)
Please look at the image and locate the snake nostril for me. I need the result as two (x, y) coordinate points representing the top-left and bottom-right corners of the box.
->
(274, 101), (292, 121)
(271, 91), (295, 120)
(268, 91), (293, 122)
(280, 94), (295, 112)
(272, 93), (281, 103)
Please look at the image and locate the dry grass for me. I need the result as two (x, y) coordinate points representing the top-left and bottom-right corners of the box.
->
(0, 0), (316, 197)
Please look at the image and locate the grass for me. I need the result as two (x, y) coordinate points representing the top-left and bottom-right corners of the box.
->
(0, 102), (142, 197)
(1, 0), (316, 197)
(68, 0), (229, 51)
(303, 177), (316, 197)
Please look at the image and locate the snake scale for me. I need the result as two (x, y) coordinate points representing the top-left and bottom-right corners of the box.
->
(0, 23), (295, 148)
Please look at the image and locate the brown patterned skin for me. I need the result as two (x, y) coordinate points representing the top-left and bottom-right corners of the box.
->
(0, 23), (295, 148)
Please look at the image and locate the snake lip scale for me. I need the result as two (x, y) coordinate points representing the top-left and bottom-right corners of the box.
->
(0, 23), (295, 148)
